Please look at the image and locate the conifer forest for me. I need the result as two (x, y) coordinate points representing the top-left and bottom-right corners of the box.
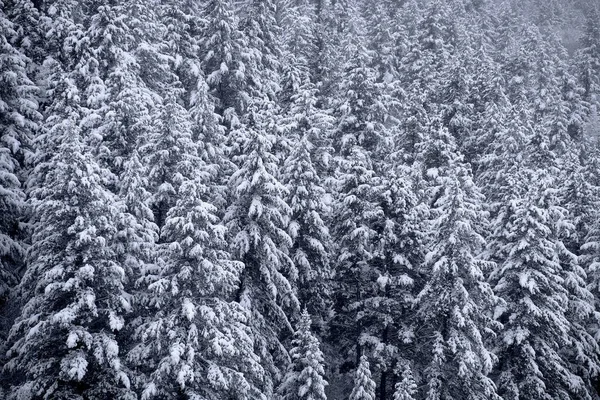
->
(5, 0), (600, 398)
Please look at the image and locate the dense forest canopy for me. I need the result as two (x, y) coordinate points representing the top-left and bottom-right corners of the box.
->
(2, 0), (600, 399)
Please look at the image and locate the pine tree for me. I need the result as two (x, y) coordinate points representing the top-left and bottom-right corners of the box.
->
(281, 0), (319, 73)
(414, 127), (500, 400)
(330, 143), (381, 370)
(86, 0), (162, 177)
(282, 75), (334, 331)
(114, 150), (158, 303)
(141, 95), (196, 229)
(279, 310), (328, 400)
(239, 0), (281, 101)
(577, 3), (600, 106)
(466, 32), (511, 175)
(367, 163), (426, 400)
(0, 0), (39, 306)
(225, 99), (299, 396)
(350, 355), (376, 400)
(200, 0), (250, 125)
(129, 175), (265, 399)
(397, 0), (457, 160)
(580, 145), (600, 322)
(158, 0), (204, 104)
(156, 0), (233, 209)
(393, 362), (417, 400)
(329, 40), (406, 392)
(490, 169), (597, 400)
(3, 122), (135, 399)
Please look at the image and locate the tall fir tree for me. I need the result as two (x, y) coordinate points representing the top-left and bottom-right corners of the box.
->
(3, 121), (135, 399)
(239, 0), (281, 101)
(577, 3), (600, 106)
(129, 170), (265, 399)
(490, 168), (598, 400)
(200, 0), (251, 126)
(393, 362), (417, 400)
(350, 355), (377, 400)
(0, 0), (39, 307)
(282, 74), (334, 331)
(413, 126), (500, 400)
(225, 99), (299, 396)
(279, 309), (328, 400)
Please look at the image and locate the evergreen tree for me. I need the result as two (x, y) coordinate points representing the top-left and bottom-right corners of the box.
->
(580, 145), (600, 323)
(239, 0), (281, 101)
(129, 175), (265, 399)
(86, 0), (162, 177)
(225, 99), (299, 396)
(490, 169), (597, 400)
(577, 3), (600, 105)
(281, 0), (319, 73)
(329, 39), (407, 395)
(350, 355), (376, 400)
(141, 95), (196, 229)
(279, 310), (328, 400)
(366, 163), (426, 400)
(282, 75), (334, 331)
(393, 362), (417, 400)
(414, 127), (500, 400)
(157, 0), (234, 208)
(330, 143), (381, 370)
(3, 123), (135, 399)
(397, 0), (457, 160)
(200, 0), (250, 125)
(158, 0), (204, 105)
(114, 150), (158, 310)
(0, 0), (38, 305)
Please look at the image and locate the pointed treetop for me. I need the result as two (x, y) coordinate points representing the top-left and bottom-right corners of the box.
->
(350, 355), (376, 400)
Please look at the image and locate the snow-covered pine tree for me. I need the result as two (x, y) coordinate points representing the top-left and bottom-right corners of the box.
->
(549, 42), (588, 154)
(280, 0), (319, 75)
(466, 33), (511, 175)
(84, 0), (162, 178)
(571, 145), (600, 267)
(141, 95), (196, 230)
(225, 98), (299, 396)
(154, 0), (233, 210)
(490, 167), (597, 400)
(328, 42), (384, 371)
(278, 0), (320, 124)
(239, 0), (281, 102)
(366, 163), (427, 400)
(580, 142), (600, 323)
(329, 142), (381, 373)
(350, 355), (376, 400)
(188, 73), (233, 211)
(477, 103), (529, 217)
(359, 0), (404, 111)
(129, 167), (265, 399)
(282, 74), (334, 331)
(22, 0), (87, 190)
(200, 0), (250, 127)
(396, 0), (457, 161)
(279, 309), (328, 400)
(531, 123), (599, 396)
(157, 0), (204, 105)
(114, 149), (158, 305)
(393, 361), (417, 400)
(577, 3), (600, 106)
(312, 0), (364, 107)
(581, 148), (600, 380)
(3, 119), (134, 399)
(0, 0), (39, 306)
(413, 126), (500, 400)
